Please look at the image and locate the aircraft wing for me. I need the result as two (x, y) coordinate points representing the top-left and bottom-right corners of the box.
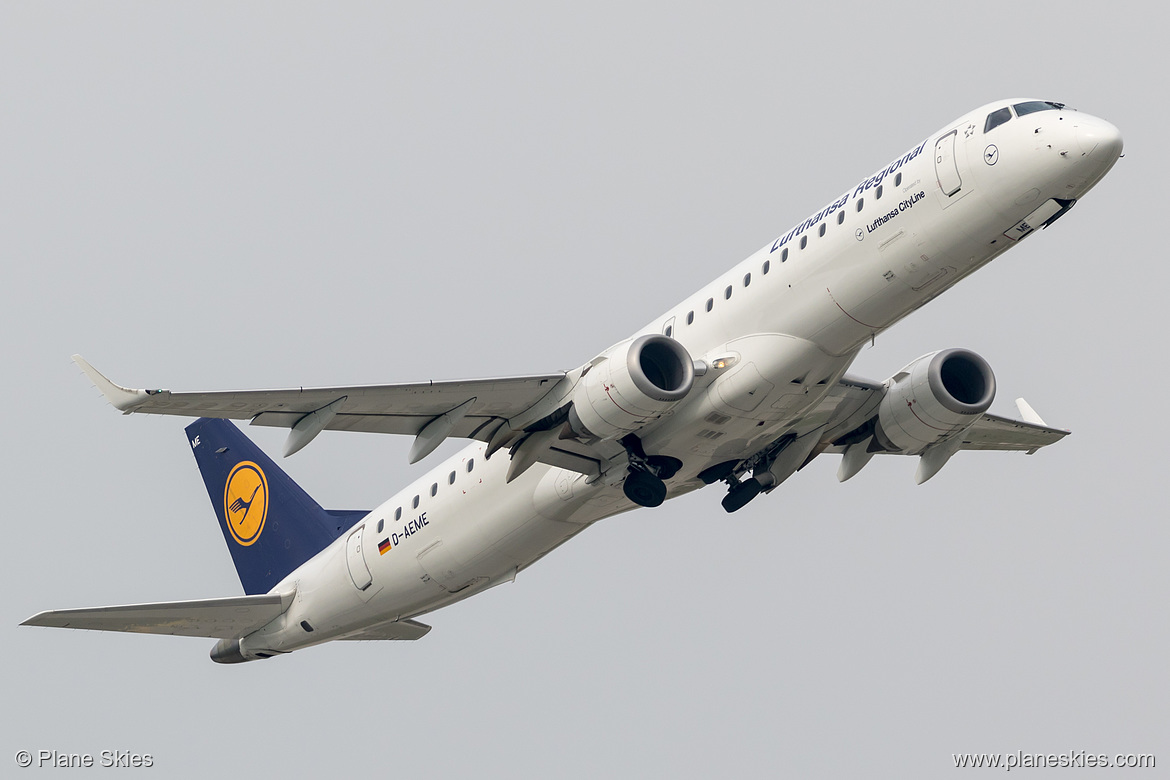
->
(74, 354), (566, 458)
(957, 412), (1069, 453)
(21, 593), (292, 639)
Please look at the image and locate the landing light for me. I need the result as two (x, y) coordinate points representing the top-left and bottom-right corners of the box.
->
(710, 356), (739, 370)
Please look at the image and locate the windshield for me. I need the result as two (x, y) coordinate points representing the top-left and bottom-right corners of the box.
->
(1013, 100), (1065, 117)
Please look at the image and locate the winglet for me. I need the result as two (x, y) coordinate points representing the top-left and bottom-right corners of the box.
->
(72, 354), (153, 413)
(1014, 398), (1048, 427)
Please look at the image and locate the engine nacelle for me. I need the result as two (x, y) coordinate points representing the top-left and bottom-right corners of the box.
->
(569, 334), (694, 442)
(875, 348), (995, 454)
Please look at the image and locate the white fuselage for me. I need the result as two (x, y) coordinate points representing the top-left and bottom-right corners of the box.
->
(241, 101), (1121, 657)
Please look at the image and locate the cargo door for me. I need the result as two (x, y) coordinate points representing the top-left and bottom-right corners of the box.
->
(417, 541), (475, 593)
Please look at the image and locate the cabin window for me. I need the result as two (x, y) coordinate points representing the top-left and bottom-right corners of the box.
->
(377, 518), (384, 533)
(395, 507), (402, 521)
(743, 273), (751, 287)
(448, 471), (456, 485)
(894, 172), (902, 187)
(781, 247), (789, 262)
(800, 235), (807, 249)
(467, 459), (474, 472)
(762, 260), (770, 275)
(412, 495), (419, 509)
(706, 298), (713, 312)
(875, 185), (883, 200)
(837, 211), (845, 225)
(431, 483), (438, 497)
(984, 106), (1012, 133)
(818, 223), (826, 237)
(856, 197), (864, 212)
(724, 285), (732, 300)
(664, 324), (673, 337)
(686, 310), (694, 325)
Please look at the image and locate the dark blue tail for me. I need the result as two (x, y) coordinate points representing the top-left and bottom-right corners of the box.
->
(186, 418), (368, 595)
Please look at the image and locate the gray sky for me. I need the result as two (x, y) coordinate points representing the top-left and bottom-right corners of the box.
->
(3, 3), (1165, 777)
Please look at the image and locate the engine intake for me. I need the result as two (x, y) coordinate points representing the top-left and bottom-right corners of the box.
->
(875, 348), (995, 454)
(569, 334), (694, 441)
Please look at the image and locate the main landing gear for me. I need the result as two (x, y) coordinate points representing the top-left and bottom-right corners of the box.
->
(698, 432), (799, 514)
(620, 434), (682, 508)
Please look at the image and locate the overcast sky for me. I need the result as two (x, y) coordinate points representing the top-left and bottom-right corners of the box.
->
(3, 3), (1166, 777)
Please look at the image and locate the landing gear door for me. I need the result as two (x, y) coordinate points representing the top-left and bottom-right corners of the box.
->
(934, 129), (963, 197)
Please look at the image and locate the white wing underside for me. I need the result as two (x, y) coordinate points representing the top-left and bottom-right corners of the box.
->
(816, 377), (1068, 455)
(73, 357), (1067, 482)
(74, 354), (564, 442)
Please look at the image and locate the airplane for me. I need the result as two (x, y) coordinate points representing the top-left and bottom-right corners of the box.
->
(23, 99), (1123, 663)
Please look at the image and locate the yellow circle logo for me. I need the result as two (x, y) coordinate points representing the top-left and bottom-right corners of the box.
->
(223, 461), (268, 546)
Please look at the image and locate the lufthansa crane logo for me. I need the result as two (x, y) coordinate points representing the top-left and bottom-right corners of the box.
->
(223, 461), (269, 546)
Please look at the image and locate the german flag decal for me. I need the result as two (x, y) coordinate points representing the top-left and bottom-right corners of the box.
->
(378, 539), (392, 555)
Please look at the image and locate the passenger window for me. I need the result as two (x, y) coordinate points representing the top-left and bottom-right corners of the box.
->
(856, 197), (864, 212)
(818, 223), (826, 237)
(800, 236), (807, 249)
(395, 507), (402, 521)
(706, 298), (713, 312)
(984, 107), (1012, 133)
(412, 495), (419, 509)
(431, 483), (437, 497)
(664, 325), (673, 337)
(781, 247), (788, 262)
(467, 459), (474, 472)
(724, 285), (732, 300)
(686, 311), (694, 325)
(743, 273), (751, 287)
(377, 518), (384, 533)
(448, 471), (456, 485)
(875, 185), (883, 200)
(895, 172), (902, 187)
(762, 260), (770, 275)
(837, 211), (844, 225)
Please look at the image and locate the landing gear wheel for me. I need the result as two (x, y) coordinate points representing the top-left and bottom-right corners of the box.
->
(721, 478), (762, 513)
(623, 469), (668, 508)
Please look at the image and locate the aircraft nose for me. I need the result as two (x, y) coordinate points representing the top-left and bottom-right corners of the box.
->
(1076, 117), (1123, 160)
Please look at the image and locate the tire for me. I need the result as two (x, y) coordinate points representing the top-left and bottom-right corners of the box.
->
(623, 469), (668, 508)
(721, 478), (762, 513)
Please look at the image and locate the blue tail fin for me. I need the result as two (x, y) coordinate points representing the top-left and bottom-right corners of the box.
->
(185, 418), (368, 595)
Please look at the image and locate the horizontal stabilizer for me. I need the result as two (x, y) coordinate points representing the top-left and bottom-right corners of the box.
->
(21, 592), (292, 639)
(337, 618), (432, 641)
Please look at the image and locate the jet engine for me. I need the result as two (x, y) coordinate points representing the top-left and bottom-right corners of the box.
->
(568, 334), (695, 442)
(875, 348), (995, 454)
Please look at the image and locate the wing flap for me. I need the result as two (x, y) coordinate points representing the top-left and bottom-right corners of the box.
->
(21, 593), (291, 639)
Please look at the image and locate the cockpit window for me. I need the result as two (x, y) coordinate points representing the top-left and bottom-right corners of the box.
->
(984, 107), (1012, 133)
(1013, 100), (1064, 116)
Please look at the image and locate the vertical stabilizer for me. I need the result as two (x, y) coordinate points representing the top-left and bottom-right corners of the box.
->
(185, 418), (367, 595)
